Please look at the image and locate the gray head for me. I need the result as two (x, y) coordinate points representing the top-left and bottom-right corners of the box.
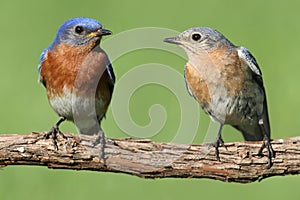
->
(164, 27), (233, 53)
(52, 17), (112, 47)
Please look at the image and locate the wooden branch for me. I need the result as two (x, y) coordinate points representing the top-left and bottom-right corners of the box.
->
(0, 132), (298, 183)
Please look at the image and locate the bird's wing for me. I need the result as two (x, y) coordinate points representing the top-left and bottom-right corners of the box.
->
(37, 48), (49, 87)
(237, 46), (263, 87)
(237, 46), (271, 138)
(104, 55), (115, 94)
(237, 46), (261, 75)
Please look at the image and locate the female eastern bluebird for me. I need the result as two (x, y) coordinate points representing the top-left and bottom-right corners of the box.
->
(164, 27), (275, 167)
(38, 17), (115, 151)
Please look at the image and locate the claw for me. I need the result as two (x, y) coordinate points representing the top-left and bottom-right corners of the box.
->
(258, 136), (275, 168)
(210, 136), (225, 161)
(93, 130), (107, 166)
(258, 118), (275, 168)
(44, 116), (66, 150)
(210, 123), (224, 161)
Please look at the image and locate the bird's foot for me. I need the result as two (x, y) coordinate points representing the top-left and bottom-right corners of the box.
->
(257, 119), (275, 168)
(44, 117), (67, 150)
(44, 125), (67, 150)
(257, 137), (275, 168)
(209, 137), (225, 161)
(93, 132), (115, 146)
(93, 130), (111, 166)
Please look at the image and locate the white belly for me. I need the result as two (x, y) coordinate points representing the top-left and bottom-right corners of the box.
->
(49, 87), (106, 123)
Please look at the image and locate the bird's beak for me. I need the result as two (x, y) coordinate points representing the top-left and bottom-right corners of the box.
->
(99, 28), (112, 36)
(163, 36), (182, 45)
(87, 28), (112, 37)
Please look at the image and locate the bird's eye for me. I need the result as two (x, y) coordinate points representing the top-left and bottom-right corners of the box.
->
(191, 33), (201, 41)
(74, 26), (84, 34)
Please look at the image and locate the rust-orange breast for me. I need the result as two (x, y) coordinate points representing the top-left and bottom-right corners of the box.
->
(184, 47), (249, 108)
(185, 62), (211, 107)
(208, 47), (247, 96)
(40, 43), (110, 102)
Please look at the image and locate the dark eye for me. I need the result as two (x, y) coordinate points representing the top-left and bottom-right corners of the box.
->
(74, 26), (84, 34)
(192, 33), (201, 41)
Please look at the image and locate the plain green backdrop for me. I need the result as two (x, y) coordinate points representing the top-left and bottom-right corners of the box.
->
(1, 0), (300, 199)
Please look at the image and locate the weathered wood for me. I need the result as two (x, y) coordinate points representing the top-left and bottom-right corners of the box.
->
(0, 132), (298, 183)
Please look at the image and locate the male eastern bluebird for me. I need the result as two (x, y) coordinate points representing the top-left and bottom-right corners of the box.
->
(164, 27), (275, 167)
(38, 17), (115, 152)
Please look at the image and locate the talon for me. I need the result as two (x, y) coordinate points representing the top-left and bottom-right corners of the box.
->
(58, 130), (67, 139)
(258, 139), (275, 168)
(92, 130), (107, 167)
(210, 123), (224, 161)
(266, 140), (275, 168)
(52, 135), (58, 150)
(215, 144), (221, 161)
(210, 138), (222, 161)
(43, 117), (66, 150)
(258, 118), (275, 168)
(43, 132), (51, 139)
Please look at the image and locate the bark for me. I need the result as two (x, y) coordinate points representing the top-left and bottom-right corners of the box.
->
(0, 132), (298, 183)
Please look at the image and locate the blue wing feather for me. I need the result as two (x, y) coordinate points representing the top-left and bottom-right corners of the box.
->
(37, 48), (49, 86)
(38, 48), (47, 73)
(104, 55), (115, 97)
(104, 55), (115, 85)
(106, 63), (115, 84)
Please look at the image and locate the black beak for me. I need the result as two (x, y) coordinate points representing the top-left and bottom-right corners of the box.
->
(100, 28), (112, 36)
(93, 28), (112, 37)
(163, 36), (181, 44)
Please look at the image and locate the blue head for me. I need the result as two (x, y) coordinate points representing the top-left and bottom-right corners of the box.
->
(38, 17), (112, 76)
(51, 17), (112, 47)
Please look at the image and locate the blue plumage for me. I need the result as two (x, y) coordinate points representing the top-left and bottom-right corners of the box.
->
(54, 17), (103, 45)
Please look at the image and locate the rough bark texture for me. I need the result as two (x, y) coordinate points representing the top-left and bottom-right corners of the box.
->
(0, 132), (298, 183)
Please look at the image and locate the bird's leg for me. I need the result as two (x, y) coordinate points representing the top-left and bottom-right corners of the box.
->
(211, 123), (224, 161)
(44, 116), (67, 150)
(93, 129), (112, 166)
(257, 119), (275, 168)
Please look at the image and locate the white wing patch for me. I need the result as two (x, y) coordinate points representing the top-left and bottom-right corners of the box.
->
(237, 46), (262, 76)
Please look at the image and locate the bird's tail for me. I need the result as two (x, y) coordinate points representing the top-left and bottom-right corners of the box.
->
(234, 101), (270, 141)
(76, 119), (102, 135)
(235, 124), (264, 141)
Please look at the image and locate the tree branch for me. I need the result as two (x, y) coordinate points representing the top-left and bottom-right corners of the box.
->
(0, 132), (298, 183)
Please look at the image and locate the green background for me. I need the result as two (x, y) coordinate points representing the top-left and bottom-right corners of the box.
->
(0, 0), (299, 199)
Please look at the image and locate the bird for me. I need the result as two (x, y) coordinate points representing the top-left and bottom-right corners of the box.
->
(164, 27), (275, 167)
(38, 17), (115, 154)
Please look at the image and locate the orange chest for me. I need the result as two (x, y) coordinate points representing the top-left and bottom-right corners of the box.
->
(184, 51), (248, 106)
(184, 63), (212, 106)
(40, 50), (82, 96)
(40, 44), (108, 98)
